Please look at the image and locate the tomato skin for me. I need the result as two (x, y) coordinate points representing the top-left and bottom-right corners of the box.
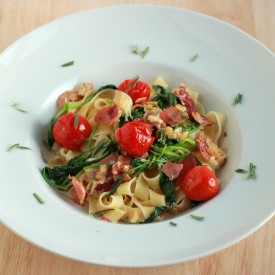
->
(116, 121), (154, 157)
(118, 79), (150, 104)
(182, 166), (219, 201)
(175, 153), (197, 186)
(53, 113), (91, 150)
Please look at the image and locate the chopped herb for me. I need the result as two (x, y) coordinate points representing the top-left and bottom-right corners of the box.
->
(190, 214), (205, 221)
(88, 124), (99, 149)
(105, 98), (114, 106)
(125, 75), (140, 92)
(7, 143), (32, 152)
(94, 209), (114, 216)
(247, 162), (256, 179)
(169, 221), (177, 226)
(61, 60), (74, 67)
(74, 114), (79, 129)
(232, 93), (243, 106)
(132, 44), (139, 55)
(132, 45), (150, 58)
(140, 46), (150, 58)
(235, 162), (256, 179)
(11, 100), (27, 113)
(190, 53), (199, 62)
(33, 193), (44, 204)
(235, 168), (248, 174)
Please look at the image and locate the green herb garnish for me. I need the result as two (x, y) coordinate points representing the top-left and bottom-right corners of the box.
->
(190, 53), (199, 62)
(7, 143), (32, 152)
(93, 209), (114, 216)
(232, 93), (243, 106)
(169, 221), (177, 226)
(235, 162), (256, 179)
(132, 44), (139, 55)
(33, 193), (44, 204)
(125, 75), (140, 92)
(140, 46), (150, 58)
(190, 214), (204, 221)
(11, 100), (27, 113)
(61, 61), (74, 67)
(74, 114), (79, 129)
(132, 45), (150, 58)
(247, 163), (256, 179)
(235, 168), (248, 174)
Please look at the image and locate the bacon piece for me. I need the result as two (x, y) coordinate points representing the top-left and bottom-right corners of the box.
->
(57, 91), (84, 108)
(175, 153), (197, 186)
(192, 111), (214, 126)
(196, 132), (211, 161)
(94, 105), (120, 125)
(196, 132), (226, 169)
(94, 181), (114, 192)
(161, 162), (184, 180)
(69, 176), (86, 204)
(98, 153), (118, 164)
(160, 106), (187, 127)
(174, 85), (196, 117)
(88, 165), (113, 193)
(112, 155), (132, 182)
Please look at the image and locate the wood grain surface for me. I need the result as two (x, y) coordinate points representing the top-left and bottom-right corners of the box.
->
(0, 1), (274, 274)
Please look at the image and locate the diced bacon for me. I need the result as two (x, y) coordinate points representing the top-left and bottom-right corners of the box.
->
(69, 176), (86, 204)
(57, 91), (84, 108)
(94, 181), (114, 192)
(196, 132), (226, 169)
(78, 173), (90, 186)
(192, 111), (214, 126)
(175, 153), (197, 186)
(84, 154), (119, 195)
(112, 155), (132, 182)
(160, 106), (187, 127)
(88, 165), (114, 194)
(196, 132), (211, 161)
(161, 162), (184, 180)
(98, 153), (118, 164)
(94, 105), (121, 125)
(174, 85), (196, 117)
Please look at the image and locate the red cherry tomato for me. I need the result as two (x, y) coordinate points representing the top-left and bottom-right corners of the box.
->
(175, 153), (197, 186)
(118, 79), (150, 104)
(116, 121), (154, 157)
(181, 166), (219, 201)
(53, 113), (91, 150)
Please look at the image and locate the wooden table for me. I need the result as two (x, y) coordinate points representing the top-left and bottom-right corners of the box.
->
(1, 1), (274, 274)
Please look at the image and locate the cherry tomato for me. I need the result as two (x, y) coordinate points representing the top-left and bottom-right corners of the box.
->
(181, 166), (219, 201)
(53, 113), (91, 150)
(118, 79), (150, 104)
(116, 121), (154, 157)
(175, 153), (197, 186)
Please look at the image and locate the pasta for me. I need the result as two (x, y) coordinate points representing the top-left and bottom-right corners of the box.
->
(42, 76), (227, 223)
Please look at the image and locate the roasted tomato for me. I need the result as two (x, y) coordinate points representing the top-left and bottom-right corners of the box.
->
(118, 79), (150, 105)
(52, 112), (91, 150)
(116, 121), (154, 157)
(181, 166), (219, 201)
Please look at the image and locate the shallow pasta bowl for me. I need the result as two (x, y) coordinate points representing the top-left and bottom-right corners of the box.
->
(0, 5), (275, 267)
